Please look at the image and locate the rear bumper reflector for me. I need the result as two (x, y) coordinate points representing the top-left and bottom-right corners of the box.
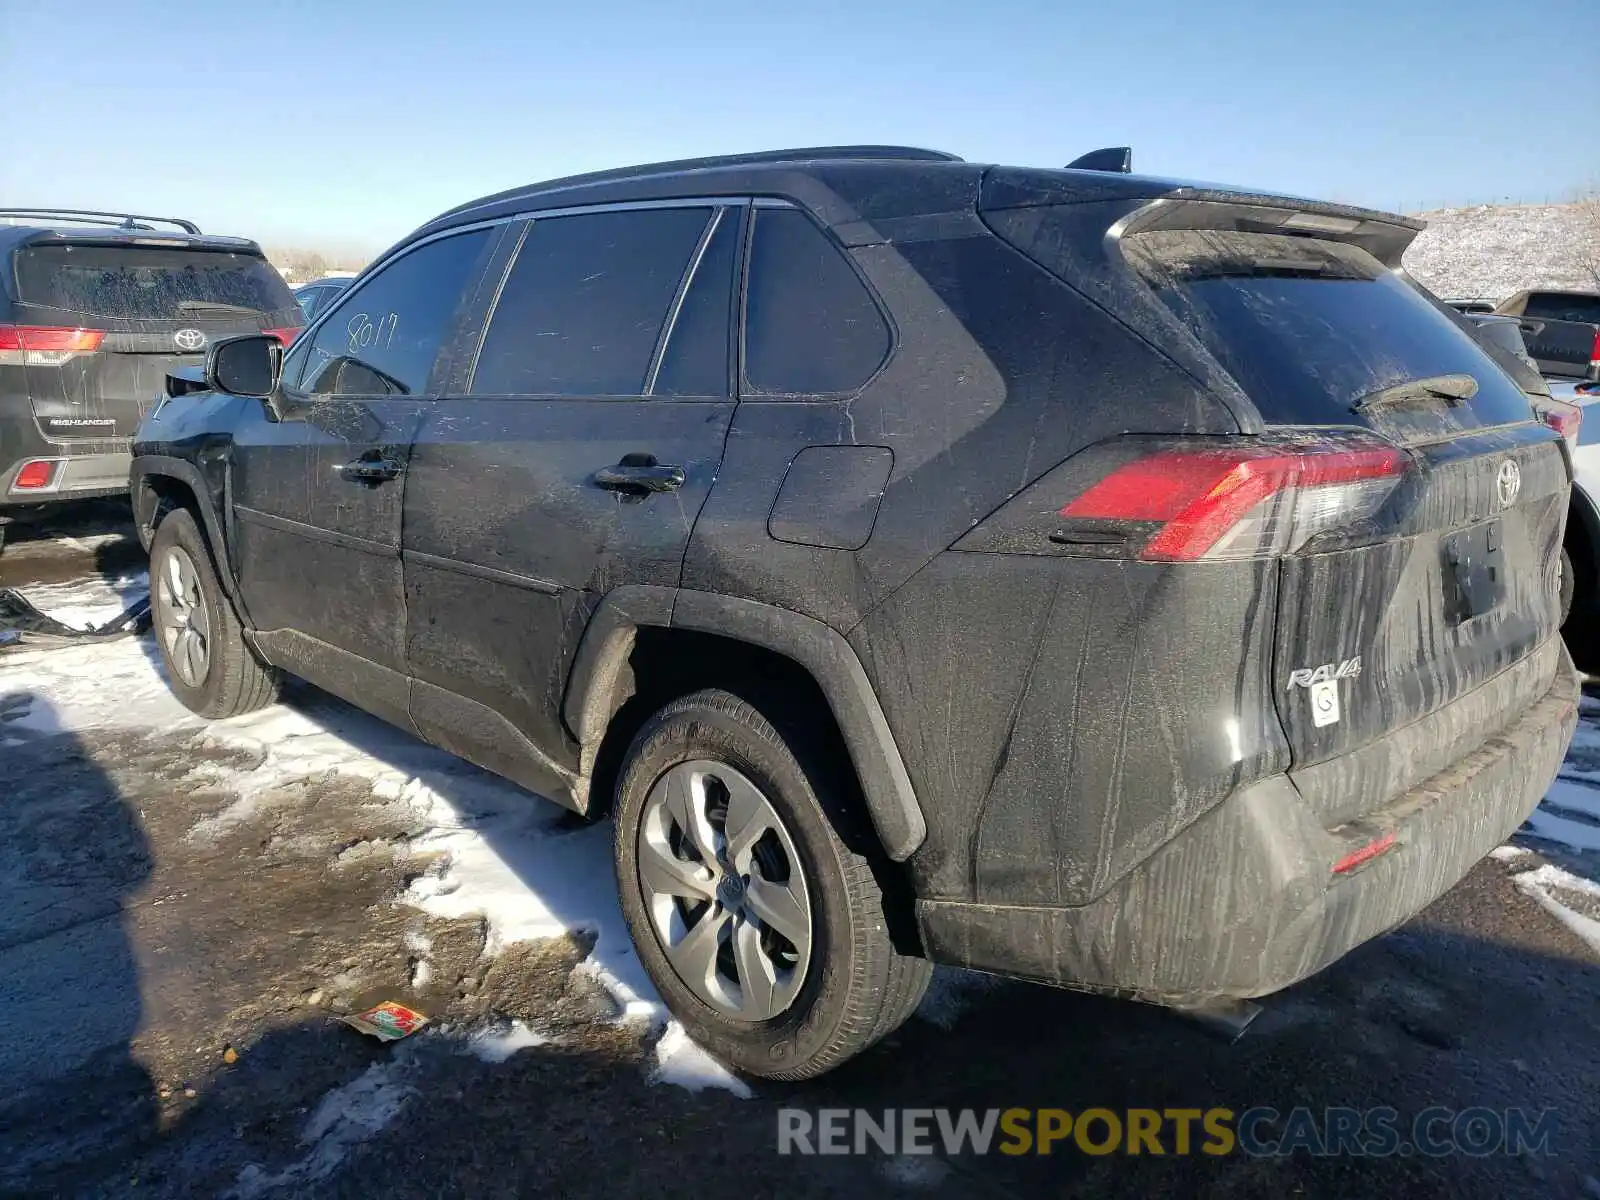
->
(1331, 831), (1397, 875)
(14, 460), (60, 490)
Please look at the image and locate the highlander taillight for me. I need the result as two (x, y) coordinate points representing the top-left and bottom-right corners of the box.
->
(1536, 398), (1582, 449)
(0, 325), (105, 366)
(263, 326), (301, 345)
(1061, 438), (1409, 562)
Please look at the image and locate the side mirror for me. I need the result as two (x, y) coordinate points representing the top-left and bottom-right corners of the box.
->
(205, 334), (281, 398)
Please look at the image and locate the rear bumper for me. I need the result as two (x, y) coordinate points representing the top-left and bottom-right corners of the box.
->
(1, 450), (132, 509)
(916, 639), (1579, 1004)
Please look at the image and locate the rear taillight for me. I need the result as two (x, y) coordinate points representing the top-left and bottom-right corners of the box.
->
(263, 327), (301, 345)
(1062, 437), (1408, 562)
(1536, 398), (1582, 449)
(1590, 328), (1600, 374)
(0, 325), (105, 366)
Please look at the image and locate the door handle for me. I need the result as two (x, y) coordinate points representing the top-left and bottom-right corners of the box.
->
(593, 455), (685, 494)
(338, 454), (404, 485)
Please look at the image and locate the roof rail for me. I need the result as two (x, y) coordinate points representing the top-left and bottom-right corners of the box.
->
(1065, 147), (1132, 174)
(0, 208), (201, 235)
(436, 146), (963, 221)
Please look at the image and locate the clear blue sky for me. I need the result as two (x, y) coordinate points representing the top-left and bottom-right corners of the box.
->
(3, 0), (1596, 257)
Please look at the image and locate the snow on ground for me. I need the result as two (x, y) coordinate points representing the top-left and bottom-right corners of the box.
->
(230, 1055), (420, 1199)
(1, 569), (749, 1096)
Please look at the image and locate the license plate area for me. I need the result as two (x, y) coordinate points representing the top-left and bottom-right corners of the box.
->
(1442, 519), (1505, 625)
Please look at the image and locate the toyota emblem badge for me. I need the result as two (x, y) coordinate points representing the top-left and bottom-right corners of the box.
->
(1496, 459), (1521, 508)
(173, 328), (206, 352)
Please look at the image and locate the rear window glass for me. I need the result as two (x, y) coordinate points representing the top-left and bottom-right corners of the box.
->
(1125, 230), (1534, 427)
(1523, 294), (1600, 324)
(16, 244), (295, 320)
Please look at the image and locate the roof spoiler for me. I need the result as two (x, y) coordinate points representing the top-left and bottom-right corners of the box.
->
(0, 208), (201, 235)
(1065, 147), (1132, 174)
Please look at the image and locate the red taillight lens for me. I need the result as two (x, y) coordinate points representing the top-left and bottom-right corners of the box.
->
(14, 460), (57, 490)
(1537, 398), (1582, 447)
(1062, 439), (1408, 562)
(0, 325), (105, 365)
(263, 326), (301, 345)
(1590, 327), (1600, 370)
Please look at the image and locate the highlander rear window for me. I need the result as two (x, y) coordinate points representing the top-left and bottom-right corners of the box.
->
(16, 244), (295, 320)
(1124, 230), (1534, 427)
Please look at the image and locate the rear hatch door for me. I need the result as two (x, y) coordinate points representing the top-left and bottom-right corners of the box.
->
(10, 237), (299, 441)
(1122, 220), (1566, 822)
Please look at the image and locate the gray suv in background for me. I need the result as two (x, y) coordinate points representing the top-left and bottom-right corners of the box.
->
(0, 209), (300, 551)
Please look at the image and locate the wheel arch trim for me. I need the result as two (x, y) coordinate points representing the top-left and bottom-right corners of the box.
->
(564, 585), (927, 861)
(131, 456), (237, 599)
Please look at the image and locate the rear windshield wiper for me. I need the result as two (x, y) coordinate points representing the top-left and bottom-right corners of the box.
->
(1351, 373), (1478, 413)
(175, 300), (260, 316)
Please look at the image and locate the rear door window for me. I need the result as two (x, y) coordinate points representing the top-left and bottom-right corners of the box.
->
(469, 206), (714, 397)
(291, 228), (492, 397)
(743, 208), (890, 395)
(1523, 294), (1600, 324)
(16, 245), (296, 320)
(652, 207), (741, 397)
(1125, 230), (1534, 427)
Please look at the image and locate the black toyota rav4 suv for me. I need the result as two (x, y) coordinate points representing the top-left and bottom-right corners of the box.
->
(0, 209), (300, 550)
(131, 146), (1578, 1080)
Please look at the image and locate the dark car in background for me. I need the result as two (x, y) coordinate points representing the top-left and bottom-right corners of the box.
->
(1494, 288), (1600, 380)
(132, 147), (1577, 1079)
(293, 276), (354, 323)
(0, 209), (300, 550)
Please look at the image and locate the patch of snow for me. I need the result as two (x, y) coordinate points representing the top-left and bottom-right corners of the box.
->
(230, 1058), (415, 1198)
(650, 1022), (752, 1099)
(1489, 845), (1532, 861)
(465, 1020), (548, 1064)
(410, 959), (433, 988)
(1510, 864), (1600, 959)
(916, 966), (1002, 1030)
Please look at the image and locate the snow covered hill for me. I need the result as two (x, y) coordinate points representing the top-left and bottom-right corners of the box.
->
(1403, 201), (1599, 303)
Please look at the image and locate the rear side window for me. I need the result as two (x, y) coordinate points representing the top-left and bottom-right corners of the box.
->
(743, 208), (890, 395)
(1523, 293), (1600, 324)
(16, 245), (295, 320)
(470, 207), (713, 397)
(294, 228), (490, 397)
(1125, 230), (1534, 427)
(652, 207), (740, 396)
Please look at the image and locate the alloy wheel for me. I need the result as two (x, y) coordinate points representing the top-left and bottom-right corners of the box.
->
(636, 759), (813, 1021)
(156, 545), (211, 688)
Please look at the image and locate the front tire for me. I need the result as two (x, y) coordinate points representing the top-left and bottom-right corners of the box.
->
(149, 508), (279, 718)
(613, 687), (930, 1080)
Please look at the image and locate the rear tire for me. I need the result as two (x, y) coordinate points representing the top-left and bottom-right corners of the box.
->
(149, 508), (279, 718)
(613, 687), (930, 1080)
(1559, 545), (1575, 627)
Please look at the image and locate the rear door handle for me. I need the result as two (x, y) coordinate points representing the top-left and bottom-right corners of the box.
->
(339, 455), (404, 485)
(593, 456), (685, 494)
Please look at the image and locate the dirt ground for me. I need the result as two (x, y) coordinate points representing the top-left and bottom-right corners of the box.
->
(1, 503), (1597, 1199)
